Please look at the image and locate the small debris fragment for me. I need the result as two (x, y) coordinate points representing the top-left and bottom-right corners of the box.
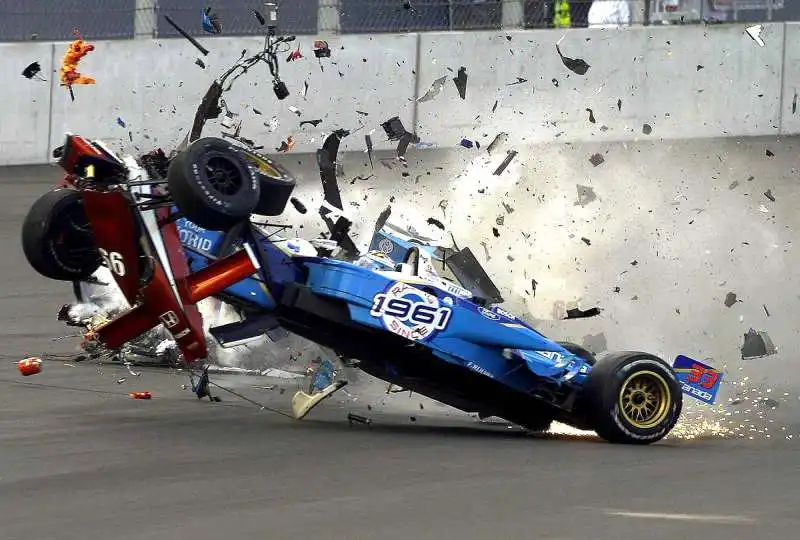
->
(130, 391), (152, 400)
(18, 357), (42, 376)
(724, 292), (738, 307)
(365, 134), (374, 169)
(252, 9), (266, 25)
(763, 304), (770, 317)
(288, 106), (301, 116)
(575, 185), (597, 206)
(565, 307), (602, 320)
(492, 227), (500, 238)
(453, 67), (468, 99)
(493, 150), (517, 175)
(745, 24), (765, 47)
(347, 412), (372, 426)
(586, 108), (596, 123)
(697, 65), (704, 71)
(276, 136), (295, 152)
(765, 149), (774, 157)
(741, 328), (777, 359)
(410, 416), (417, 422)
(552, 78), (559, 87)
(290, 197), (307, 214)
(299, 119), (322, 127)
(116, 117), (126, 128)
(313, 40), (331, 58)
(201, 7), (222, 34)
(508, 77), (527, 86)
(555, 44), (590, 75)
(617, 99), (622, 111)
(642, 123), (653, 135)
(22, 61), (44, 80)
(116, 378), (126, 384)
(417, 75), (448, 102)
(164, 14), (209, 56)
(580, 237), (591, 246)
(195, 58), (206, 69)
(427, 217), (445, 230)
(460, 138), (474, 148)
(793, 93), (797, 114)
(589, 153), (604, 167)
(764, 189), (775, 202)
(487, 132), (508, 154)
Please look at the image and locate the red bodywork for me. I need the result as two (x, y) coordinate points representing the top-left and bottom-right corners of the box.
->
(60, 135), (258, 363)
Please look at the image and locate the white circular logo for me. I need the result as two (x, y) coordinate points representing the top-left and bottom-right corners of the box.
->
(370, 282), (453, 342)
(378, 238), (394, 254)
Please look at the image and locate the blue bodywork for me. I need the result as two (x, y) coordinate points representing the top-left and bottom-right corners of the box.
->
(175, 212), (595, 416)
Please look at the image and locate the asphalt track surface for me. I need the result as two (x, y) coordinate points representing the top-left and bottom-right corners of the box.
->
(2, 164), (799, 540)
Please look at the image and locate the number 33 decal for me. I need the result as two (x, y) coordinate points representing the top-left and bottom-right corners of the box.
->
(687, 363), (719, 389)
(98, 248), (126, 276)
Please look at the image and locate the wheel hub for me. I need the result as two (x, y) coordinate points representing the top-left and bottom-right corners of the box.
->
(618, 371), (671, 429)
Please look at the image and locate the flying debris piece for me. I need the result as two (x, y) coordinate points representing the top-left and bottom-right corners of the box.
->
(18, 357), (42, 376)
(130, 391), (152, 400)
(453, 67), (468, 99)
(586, 108), (596, 123)
(724, 292), (738, 307)
(365, 134), (374, 169)
(300, 119), (323, 127)
(22, 61), (44, 80)
(507, 77), (527, 86)
(487, 132), (508, 154)
(290, 197), (307, 214)
(492, 100), (498, 113)
(202, 7), (222, 34)
(347, 412), (372, 426)
(589, 153), (605, 167)
(745, 24), (765, 47)
(617, 99), (622, 111)
(373, 206), (392, 238)
(763, 304), (770, 317)
(288, 106), (302, 116)
(253, 9), (266, 25)
(59, 37), (96, 100)
(302, 80), (309, 98)
(555, 44), (590, 75)
(764, 189), (775, 202)
(276, 136), (295, 152)
(794, 93), (798, 114)
(741, 328), (777, 359)
(460, 138), (474, 148)
(574, 185), (597, 206)
(672, 355), (723, 405)
(164, 15), (209, 56)
(427, 217), (445, 230)
(531, 279), (538, 297)
(417, 75), (448, 102)
(765, 149), (774, 157)
(642, 123), (653, 135)
(552, 78), (559, 87)
(493, 150), (517, 175)
(313, 40), (331, 58)
(565, 307), (601, 319)
(287, 46), (303, 62)
(195, 58), (206, 69)
(381, 116), (419, 159)
(580, 237), (591, 246)
(116, 117), (126, 128)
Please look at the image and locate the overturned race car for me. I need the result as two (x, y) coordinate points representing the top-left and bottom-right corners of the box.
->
(20, 33), (683, 445)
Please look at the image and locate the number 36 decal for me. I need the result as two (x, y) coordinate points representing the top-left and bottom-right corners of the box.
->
(98, 248), (126, 276)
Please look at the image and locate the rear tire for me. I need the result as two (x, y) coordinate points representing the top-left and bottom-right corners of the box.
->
(240, 150), (296, 216)
(21, 188), (101, 281)
(582, 352), (682, 444)
(167, 137), (260, 231)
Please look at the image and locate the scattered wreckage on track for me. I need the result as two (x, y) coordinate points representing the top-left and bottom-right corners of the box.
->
(19, 21), (688, 445)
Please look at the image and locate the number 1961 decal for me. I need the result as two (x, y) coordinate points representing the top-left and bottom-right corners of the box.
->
(370, 282), (452, 342)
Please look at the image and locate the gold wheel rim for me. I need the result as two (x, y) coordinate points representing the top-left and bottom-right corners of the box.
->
(618, 370), (671, 429)
(244, 153), (283, 179)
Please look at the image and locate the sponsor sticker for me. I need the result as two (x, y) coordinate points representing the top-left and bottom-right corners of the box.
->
(672, 355), (723, 405)
(378, 238), (394, 255)
(478, 306), (500, 320)
(370, 282), (452, 342)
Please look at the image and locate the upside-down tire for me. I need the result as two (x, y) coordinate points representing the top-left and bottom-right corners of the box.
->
(240, 149), (296, 216)
(21, 188), (101, 281)
(583, 352), (682, 445)
(167, 137), (260, 231)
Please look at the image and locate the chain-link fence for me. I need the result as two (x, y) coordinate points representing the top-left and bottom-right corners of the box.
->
(0, 0), (792, 42)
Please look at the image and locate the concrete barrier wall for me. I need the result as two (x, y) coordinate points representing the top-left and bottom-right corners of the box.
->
(2, 23), (799, 165)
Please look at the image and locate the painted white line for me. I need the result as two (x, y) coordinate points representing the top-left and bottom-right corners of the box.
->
(605, 511), (757, 524)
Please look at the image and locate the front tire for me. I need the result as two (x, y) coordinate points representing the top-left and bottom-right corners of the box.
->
(582, 352), (682, 444)
(167, 137), (260, 231)
(21, 188), (101, 281)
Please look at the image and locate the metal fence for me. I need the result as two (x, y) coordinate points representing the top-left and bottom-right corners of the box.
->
(0, 0), (792, 42)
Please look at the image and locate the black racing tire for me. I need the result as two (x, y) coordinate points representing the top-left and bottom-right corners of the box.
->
(240, 150), (296, 216)
(21, 188), (101, 282)
(582, 352), (682, 445)
(557, 341), (597, 366)
(167, 137), (260, 231)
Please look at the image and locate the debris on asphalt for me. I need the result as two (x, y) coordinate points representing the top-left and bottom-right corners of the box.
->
(290, 197), (307, 214)
(417, 75), (448, 102)
(565, 307), (602, 319)
(123, 361), (141, 377)
(347, 412), (372, 426)
(724, 292), (738, 307)
(130, 391), (152, 400)
(22, 61), (45, 80)
(741, 328), (777, 359)
(575, 185), (597, 206)
(453, 67), (468, 99)
(746, 24), (765, 47)
(589, 153), (604, 167)
(493, 150), (517, 175)
(164, 14), (209, 56)
(116, 378), (126, 384)
(202, 7), (222, 34)
(299, 119), (322, 127)
(555, 43), (590, 75)
(18, 357), (42, 376)
(642, 123), (653, 135)
(764, 189), (775, 202)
